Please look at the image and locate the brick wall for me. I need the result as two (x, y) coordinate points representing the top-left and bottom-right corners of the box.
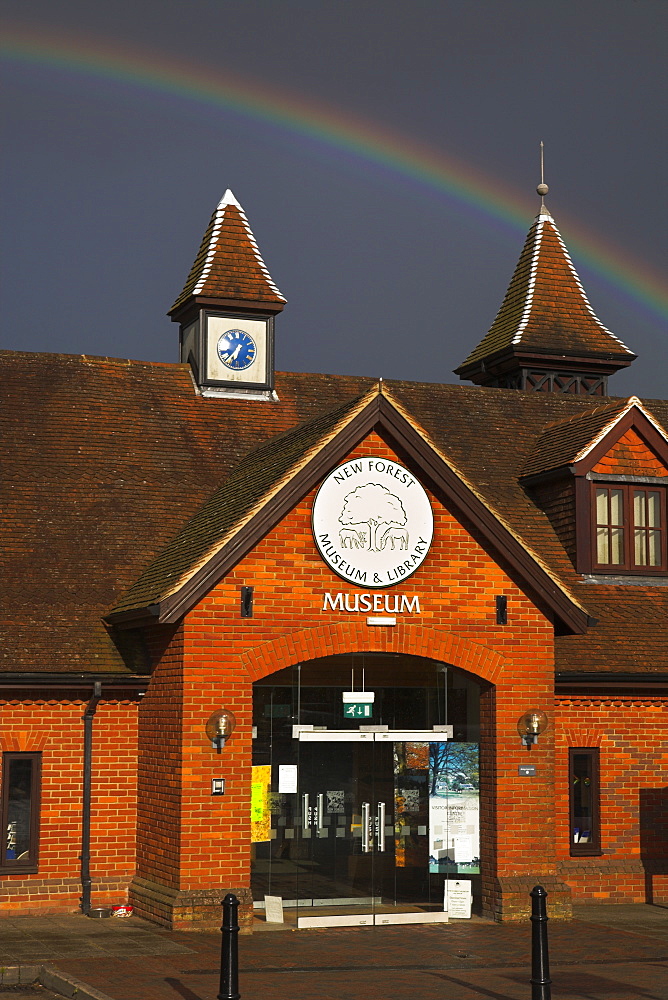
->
(556, 696), (668, 904)
(592, 428), (668, 476)
(0, 696), (138, 915)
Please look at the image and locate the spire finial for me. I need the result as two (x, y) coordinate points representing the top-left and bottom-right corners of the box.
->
(536, 141), (549, 214)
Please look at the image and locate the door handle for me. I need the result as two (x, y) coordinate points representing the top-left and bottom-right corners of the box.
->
(302, 792), (310, 831)
(376, 801), (386, 852)
(361, 801), (371, 853)
(317, 793), (325, 832)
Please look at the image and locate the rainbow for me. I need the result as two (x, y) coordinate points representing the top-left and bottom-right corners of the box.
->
(2, 25), (666, 322)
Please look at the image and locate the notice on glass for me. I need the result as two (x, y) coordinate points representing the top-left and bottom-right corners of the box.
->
(278, 764), (298, 794)
(251, 764), (271, 843)
(428, 742), (480, 874)
(453, 834), (474, 863)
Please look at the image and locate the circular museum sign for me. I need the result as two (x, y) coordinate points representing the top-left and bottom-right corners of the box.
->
(312, 456), (433, 588)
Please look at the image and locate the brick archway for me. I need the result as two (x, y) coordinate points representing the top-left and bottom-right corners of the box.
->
(242, 620), (508, 684)
(244, 620), (505, 921)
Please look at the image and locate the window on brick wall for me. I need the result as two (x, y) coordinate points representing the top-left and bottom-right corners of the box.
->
(1, 752), (41, 872)
(593, 483), (667, 574)
(569, 748), (601, 856)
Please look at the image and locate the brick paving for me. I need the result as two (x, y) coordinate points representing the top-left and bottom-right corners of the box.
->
(1, 904), (666, 1000)
(0, 989), (64, 999)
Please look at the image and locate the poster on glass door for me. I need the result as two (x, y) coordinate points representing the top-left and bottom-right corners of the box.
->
(428, 743), (480, 875)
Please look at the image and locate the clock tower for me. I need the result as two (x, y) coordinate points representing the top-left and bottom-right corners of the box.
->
(169, 189), (286, 398)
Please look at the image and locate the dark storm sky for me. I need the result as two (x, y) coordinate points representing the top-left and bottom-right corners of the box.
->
(1, 0), (666, 397)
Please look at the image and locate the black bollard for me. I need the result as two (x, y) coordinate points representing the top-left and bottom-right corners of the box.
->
(530, 885), (552, 1000)
(218, 893), (241, 1000)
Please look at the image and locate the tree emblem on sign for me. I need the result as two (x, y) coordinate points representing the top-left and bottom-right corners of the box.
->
(338, 483), (408, 552)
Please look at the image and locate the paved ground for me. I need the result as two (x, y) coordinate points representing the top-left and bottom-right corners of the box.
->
(0, 985), (64, 998)
(1, 903), (666, 1000)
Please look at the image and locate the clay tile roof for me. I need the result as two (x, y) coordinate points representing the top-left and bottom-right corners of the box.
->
(556, 584), (668, 672)
(457, 210), (635, 371)
(110, 390), (374, 616)
(521, 396), (668, 479)
(1, 352), (372, 672)
(170, 189), (286, 313)
(3, 348), (667, 675)
(520, 397), (633, 479)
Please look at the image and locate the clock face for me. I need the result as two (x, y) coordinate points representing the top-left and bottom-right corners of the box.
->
(205, 314), (270, 386)
(217, 328), (257, 371)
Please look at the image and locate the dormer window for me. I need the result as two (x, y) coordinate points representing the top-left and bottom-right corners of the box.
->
(522, 399), (668, 582)
(594, 484), (666, 572)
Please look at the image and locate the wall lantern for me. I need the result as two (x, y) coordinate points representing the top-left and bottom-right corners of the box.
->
(205, 709), (237, 754)
(517, 709), (548, 748)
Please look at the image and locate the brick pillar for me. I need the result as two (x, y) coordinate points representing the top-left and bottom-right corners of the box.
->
(489, 674), (572, 921)
(129, 626), (187, 928)
(130, 631), (254, 931)
(172, 663), (254, 931)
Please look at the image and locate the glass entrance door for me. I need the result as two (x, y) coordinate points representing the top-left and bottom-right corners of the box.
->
(296, 734), (388, 922)
(258, 730), (451, 927)
(251, 654), (482, 925)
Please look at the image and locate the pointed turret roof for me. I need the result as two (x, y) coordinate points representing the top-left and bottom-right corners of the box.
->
(170, 189), (286, 317)
(455, 204), (635, 392)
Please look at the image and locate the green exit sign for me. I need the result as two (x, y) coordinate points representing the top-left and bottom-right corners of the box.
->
(342, 691), (375, 719)
(344, 702), (373, 719)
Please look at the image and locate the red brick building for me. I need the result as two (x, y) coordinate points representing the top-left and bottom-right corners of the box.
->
(1, 189), (666, 929)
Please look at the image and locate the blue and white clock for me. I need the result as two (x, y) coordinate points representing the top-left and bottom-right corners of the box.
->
(217, 329), (257, 371)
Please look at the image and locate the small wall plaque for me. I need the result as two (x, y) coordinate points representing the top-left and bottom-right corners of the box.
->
(518, 765), (536, 777)
(211, 778), (226, 795)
